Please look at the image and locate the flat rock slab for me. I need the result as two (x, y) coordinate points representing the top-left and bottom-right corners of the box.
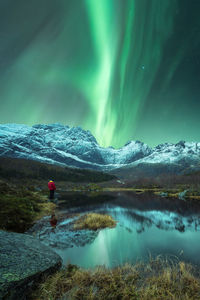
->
(0, 230), (62, 300)
(26, 214), (99, 250)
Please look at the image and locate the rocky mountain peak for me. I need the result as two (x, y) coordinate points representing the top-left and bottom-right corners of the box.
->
(0, 123), (199, 172)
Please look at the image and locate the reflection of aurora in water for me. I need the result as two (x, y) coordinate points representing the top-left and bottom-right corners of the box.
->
(29, 192), (200, 268)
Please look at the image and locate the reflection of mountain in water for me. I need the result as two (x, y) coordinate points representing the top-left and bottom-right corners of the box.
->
(59, 192), (200, 234)
(110, 193), (200, 233)
(122, 209), (200, 233)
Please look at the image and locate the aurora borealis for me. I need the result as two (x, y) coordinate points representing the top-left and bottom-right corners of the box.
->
(0, 0), (200, 148)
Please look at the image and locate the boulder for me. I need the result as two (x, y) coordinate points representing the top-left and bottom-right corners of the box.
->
(178, 189), (189, 200)
(0, 230), (62, 299)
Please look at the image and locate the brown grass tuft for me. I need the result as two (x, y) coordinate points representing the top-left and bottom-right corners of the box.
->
(31, 258), (200, 300)
(73, 213), (116, 230)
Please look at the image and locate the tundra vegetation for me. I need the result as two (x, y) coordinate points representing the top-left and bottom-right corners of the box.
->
(0, 180), (55, 232)
(0, 157), (116, 182)
(31, 257), (200, 300)
(73, 213), (116, 230)
(106, 172), (200, 201)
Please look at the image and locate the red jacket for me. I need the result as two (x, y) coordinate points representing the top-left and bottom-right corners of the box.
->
(48, 181), (56, 190)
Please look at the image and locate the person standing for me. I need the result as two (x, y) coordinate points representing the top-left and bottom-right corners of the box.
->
(48, 180), (56, 199)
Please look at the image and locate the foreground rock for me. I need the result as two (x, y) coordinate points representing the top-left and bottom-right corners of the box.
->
(0, 230), (62, 300)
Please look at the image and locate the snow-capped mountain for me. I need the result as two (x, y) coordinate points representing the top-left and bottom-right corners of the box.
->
(0, 123), (199, 174)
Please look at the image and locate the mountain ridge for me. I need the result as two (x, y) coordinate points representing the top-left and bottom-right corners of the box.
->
(0, 123), (200, 175)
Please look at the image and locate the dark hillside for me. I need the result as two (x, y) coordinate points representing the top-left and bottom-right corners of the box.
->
(0, 157), (116, 183)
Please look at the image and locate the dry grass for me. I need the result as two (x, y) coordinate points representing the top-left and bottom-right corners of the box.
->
(188, 195), (200, 200)
(31, 257), (200, 300)
(73, 213), (116, 230)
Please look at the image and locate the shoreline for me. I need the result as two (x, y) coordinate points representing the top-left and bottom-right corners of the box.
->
(59, 187), (200, 201)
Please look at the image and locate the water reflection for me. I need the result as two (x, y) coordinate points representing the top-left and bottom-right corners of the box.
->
(54, 192), (200, 268)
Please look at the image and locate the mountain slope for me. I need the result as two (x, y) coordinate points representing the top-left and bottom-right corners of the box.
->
(0, 123), (151, 170)
(0, 157), (116, 182)
(0, 123), (200, 176)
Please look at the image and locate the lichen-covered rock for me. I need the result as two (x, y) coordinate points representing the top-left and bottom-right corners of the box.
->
(0, 230), (62, 300)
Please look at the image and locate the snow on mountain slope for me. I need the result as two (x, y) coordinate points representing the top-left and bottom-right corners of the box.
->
(0, 123), (151, 170)
(0, 123), (199, 172)
(134, 141), (199, 166)
(139, 141), (200, 164)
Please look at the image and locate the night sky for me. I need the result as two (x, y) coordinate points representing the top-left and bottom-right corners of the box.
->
(0, 0), (200, 148)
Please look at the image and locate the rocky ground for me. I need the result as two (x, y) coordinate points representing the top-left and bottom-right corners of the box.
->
(26, 212), (100, 249)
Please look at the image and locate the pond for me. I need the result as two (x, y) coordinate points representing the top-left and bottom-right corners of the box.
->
(31, 192), (200, 269)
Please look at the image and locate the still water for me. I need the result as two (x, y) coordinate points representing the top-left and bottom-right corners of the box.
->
(54, 192), (200, 268)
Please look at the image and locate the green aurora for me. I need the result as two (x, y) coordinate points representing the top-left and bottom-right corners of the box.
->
(0, 0), (200, 148)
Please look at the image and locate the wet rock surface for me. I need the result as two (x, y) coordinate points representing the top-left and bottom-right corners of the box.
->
(0, 230), (62, 300)
(26, 213), (99, 250)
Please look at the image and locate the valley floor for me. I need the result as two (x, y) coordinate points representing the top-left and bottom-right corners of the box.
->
(1, 177), (200, 233)
(1, 177), (200, 300)
(103, 187), (200, 201)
